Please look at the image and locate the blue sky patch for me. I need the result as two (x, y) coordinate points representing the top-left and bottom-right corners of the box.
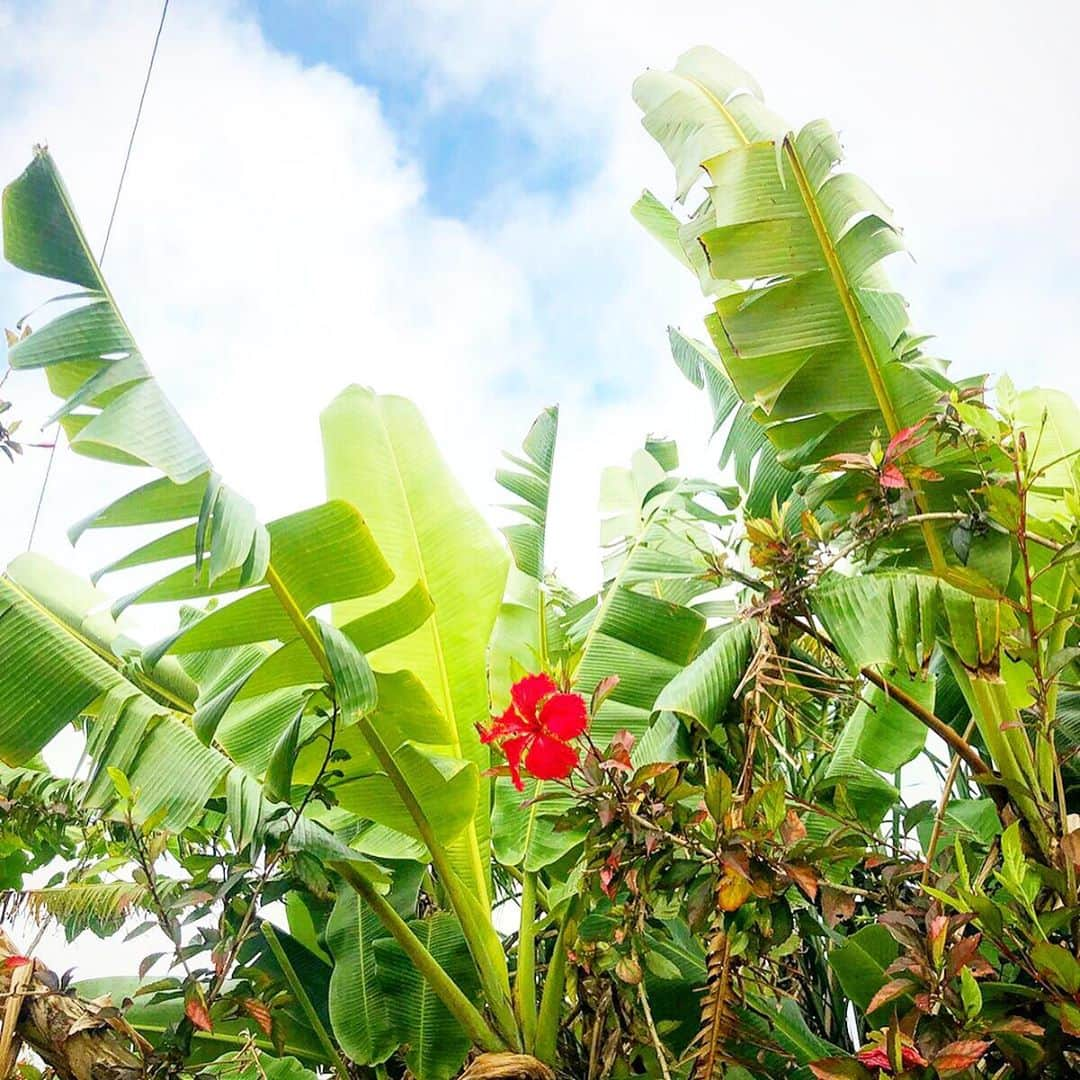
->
(249, 0), (596, 219)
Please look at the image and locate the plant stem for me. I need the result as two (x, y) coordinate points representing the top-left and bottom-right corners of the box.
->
(921, 718), (977, 885)
(892, 767), (903, 851)
(637, 977), (672, 1080)
(261, 923), (349, 1079)
(264, 564), (333, 682)
(265, 565), (519, 1047)
(503, 863), (550, 911)
(783, 132), (946, 571)
(332, 861), (505, 1055)
(351, 706), (519, 1046)
(535, 905), (574, 1064)
(514, 871), (539, 1052)
(859, 665), (991, 780)
(784, 610), (991, 780)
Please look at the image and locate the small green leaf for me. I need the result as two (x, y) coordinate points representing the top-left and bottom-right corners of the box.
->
(960, 966), (982, 1020)
(107, 766), (132, 802)
(265, 707), (304, 804)
(1031, 941), (1080, 994)
(643, 949), (683, 981)
(705, 769), (732, 824)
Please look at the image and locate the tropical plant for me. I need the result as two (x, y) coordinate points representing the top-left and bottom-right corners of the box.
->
(0, 42), (1078, 1080)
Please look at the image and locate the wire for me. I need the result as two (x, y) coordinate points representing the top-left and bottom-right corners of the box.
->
(100, 0), (171, 265)
(26, 0), (171, 550)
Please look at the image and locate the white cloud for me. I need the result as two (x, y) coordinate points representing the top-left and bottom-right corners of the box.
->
(366, 0), (1080, 386)
(0, 0), (545, 583)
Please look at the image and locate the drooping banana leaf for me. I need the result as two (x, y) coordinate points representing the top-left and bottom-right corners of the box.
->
(21, 880), (152, 940)
(3, 151), (465, 873)
(0, 554), (228, 831)
(4, 150), (265, 587)
(653, 621), (757, 735)
(373, 913), (479, 1080)
(0, 552), (389, 884)
(811, 571), (1011, 677)
(633, 47), (975, 566)
(325, 887), (396, 1066)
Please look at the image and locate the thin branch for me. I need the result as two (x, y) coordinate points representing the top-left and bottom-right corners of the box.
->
(637, 977), (673, 1080)
(921, 718), (977, 885)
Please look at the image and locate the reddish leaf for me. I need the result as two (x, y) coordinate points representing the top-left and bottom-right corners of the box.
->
(855, 1048), (890, 1071)
(879, 463), (908, 489)
(866, 978), (916, 1014)
(933, 1039), (990, 1075)
(241, 998), (273, 1036)
(1062, 828), (1080, 868)
(786, 862), (819, 901)
(990, 1016), (1044, 1037)
(822, 886), (855, 928)
(884, 421), (927, 462)
(945, 932), (982, 979)
(184, 987), (213, 1033)
(590, 674), (620, 714)
(822, 452), (874, 470)
(907, 466), (943, 482)
(781, 809), (807, 846)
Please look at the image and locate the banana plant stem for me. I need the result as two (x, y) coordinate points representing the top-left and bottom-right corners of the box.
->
(514, 871), (539, 1052)
(534, 903), (576, 1064)
(261, 922), (349, 1079)
(332, 861), (505, 1055)
(262, 565), (518, 1047)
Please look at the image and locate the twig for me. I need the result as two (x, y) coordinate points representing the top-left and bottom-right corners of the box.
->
(921, 718), (977, 885)
(636, 977), (672, 1080)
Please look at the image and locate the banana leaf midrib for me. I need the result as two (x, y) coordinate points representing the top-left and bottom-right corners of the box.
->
(372, 404), (492, 909)
(780, 134), (900, 438)
(684, 74), (752, 150)
(1, 571), (194, 716)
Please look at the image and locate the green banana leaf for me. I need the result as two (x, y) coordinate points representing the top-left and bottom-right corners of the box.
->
(321, 386), (508, 906)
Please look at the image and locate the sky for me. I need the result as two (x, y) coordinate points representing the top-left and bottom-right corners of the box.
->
(1, 0), (1078, 974)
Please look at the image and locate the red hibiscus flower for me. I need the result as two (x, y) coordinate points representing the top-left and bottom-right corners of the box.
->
(855, 1043), (928, 1073)
(479, 673), (588, 791)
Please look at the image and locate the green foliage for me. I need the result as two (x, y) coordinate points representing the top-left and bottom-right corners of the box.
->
(3, 41), (1080, 1080)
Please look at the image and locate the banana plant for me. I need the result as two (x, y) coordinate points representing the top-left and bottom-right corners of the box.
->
(1, 150), (520, 1069)
(632, 46), (1078, 868)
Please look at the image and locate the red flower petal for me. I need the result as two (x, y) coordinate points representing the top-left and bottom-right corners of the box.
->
(481, 706), (530, 744)
(511, 674), (557, 724)
(502, 736), (530, 792)
(539, 692), (588, 740)
(525, 734), (579, 781)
